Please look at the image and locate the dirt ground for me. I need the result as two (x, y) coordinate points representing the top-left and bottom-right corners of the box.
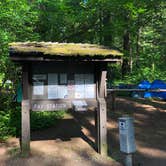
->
(0, 96), (166, 166)
(107, 96), (166, 166)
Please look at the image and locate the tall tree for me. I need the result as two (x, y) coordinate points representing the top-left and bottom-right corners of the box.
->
(0, 0), (39, 92)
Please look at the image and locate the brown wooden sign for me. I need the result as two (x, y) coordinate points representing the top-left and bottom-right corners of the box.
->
(31, 100), (70, 111)
(31, 99), (97, 111)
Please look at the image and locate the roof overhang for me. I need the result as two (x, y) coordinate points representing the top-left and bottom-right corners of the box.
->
(9, 42), (123, 63)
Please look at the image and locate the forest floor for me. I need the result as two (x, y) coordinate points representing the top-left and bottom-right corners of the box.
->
(0, 96), (166, 166)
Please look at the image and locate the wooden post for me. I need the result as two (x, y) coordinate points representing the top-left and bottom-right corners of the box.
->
(21, 64), (30, 156)
(21, 100), (30, 156)
(99, 70), (107, 98)
(95, 64), (107, 156)
(97, 98), (107, 155)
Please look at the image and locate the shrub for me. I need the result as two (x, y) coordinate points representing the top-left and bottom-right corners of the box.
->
(30, 111), (64, 130)
(0, 112), (15, 141)
(0, 96), (65, 141)
(9, 106), (21, 137)
(9, 106), (65, 137)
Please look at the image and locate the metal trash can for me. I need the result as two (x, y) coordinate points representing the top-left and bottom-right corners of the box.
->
(119, 116), (136, 166)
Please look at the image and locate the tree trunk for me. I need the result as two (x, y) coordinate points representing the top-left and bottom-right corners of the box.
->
(99, 5), (103, 45)
(136, 28), (140, 67)
(103, 13), (112, 46)
(122, 30), (130, 77)
(129, 46), (133, 73)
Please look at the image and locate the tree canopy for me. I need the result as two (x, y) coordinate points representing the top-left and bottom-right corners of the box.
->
(0, 0), (165, 141)
(0, 0), (165, 90)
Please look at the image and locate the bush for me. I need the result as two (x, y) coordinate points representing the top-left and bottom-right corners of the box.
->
(30, 111), (64, 130)
(9, 106), (65, 137)
(9, 106), (21, 137)
(0, 104), (65, 141)
(123, 67), (166, 84)
(0, 112), (15, 141)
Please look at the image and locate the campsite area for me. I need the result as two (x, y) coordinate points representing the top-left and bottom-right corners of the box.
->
(0, 1), (165, 166)
(0, 96), (165, 166)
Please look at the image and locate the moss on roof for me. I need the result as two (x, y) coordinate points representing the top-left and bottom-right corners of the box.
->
(9, 42), (123, 57)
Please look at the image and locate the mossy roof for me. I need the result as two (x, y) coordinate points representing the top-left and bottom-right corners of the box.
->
(9, 42), (123, 58)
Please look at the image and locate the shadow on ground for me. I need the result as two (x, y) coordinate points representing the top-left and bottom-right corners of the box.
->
(1, 96), (166, 166)
(107, 95), (166, 166)
(31, 112), (96, 151)
(31, 95), (166, 166)
(2, 110), (120, 166)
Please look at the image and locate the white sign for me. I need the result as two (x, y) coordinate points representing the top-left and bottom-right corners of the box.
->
(72, 100), (87, 106)
(33, 82), (44, 95)
(72, 100), (87, 111)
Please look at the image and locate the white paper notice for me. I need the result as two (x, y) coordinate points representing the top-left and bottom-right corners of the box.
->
(33, 82), (44, 95)
(48, 73), (58, 99)
(75, 74), (95, 99)
(85, 74), (95, 98)
(58, 85), (68, 98)
(75, 74), (85, 98)
(48, 73), (68, 99)
(85, 85), (95, 98)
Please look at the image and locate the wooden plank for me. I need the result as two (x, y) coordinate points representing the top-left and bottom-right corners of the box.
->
(21, 100), (30, 156)
(97, 98), (107, 155)
(107, 88), (166, 92)
(98, 66), (107, 98)
(99, 70), (107, 98)
(10, 56), (122, 62)
(95, 63), (107, 156)
(32, 100), (69, 111)
(108, 88), (166, 111)
(21, 64), (30, 156)
(31, 99), (97, 111)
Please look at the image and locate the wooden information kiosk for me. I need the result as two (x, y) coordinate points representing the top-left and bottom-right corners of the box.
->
(9, 42), (122, 156)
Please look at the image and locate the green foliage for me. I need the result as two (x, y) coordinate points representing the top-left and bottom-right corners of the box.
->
(0, 0), (165, 140)
(9, 106), (21, 137)
(0, 91), (16, 141)
(30, 111), (64, 131)
(107, 63), (122, 87)
(9, 106), (65, 138)
(112, 66), (166, 85)
(0, 91), (65, 141)
(0, 112), (15, 141)
(0, 0), (39, 94)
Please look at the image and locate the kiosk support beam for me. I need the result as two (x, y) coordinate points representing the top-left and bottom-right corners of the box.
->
(97, 98), (107, 155)
(21, 64), (30, 156)
(21, 100), (30, 156)
(96, 66), (107, 156)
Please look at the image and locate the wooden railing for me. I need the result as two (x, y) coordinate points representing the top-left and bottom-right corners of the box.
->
(107, 88), (166, 111)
